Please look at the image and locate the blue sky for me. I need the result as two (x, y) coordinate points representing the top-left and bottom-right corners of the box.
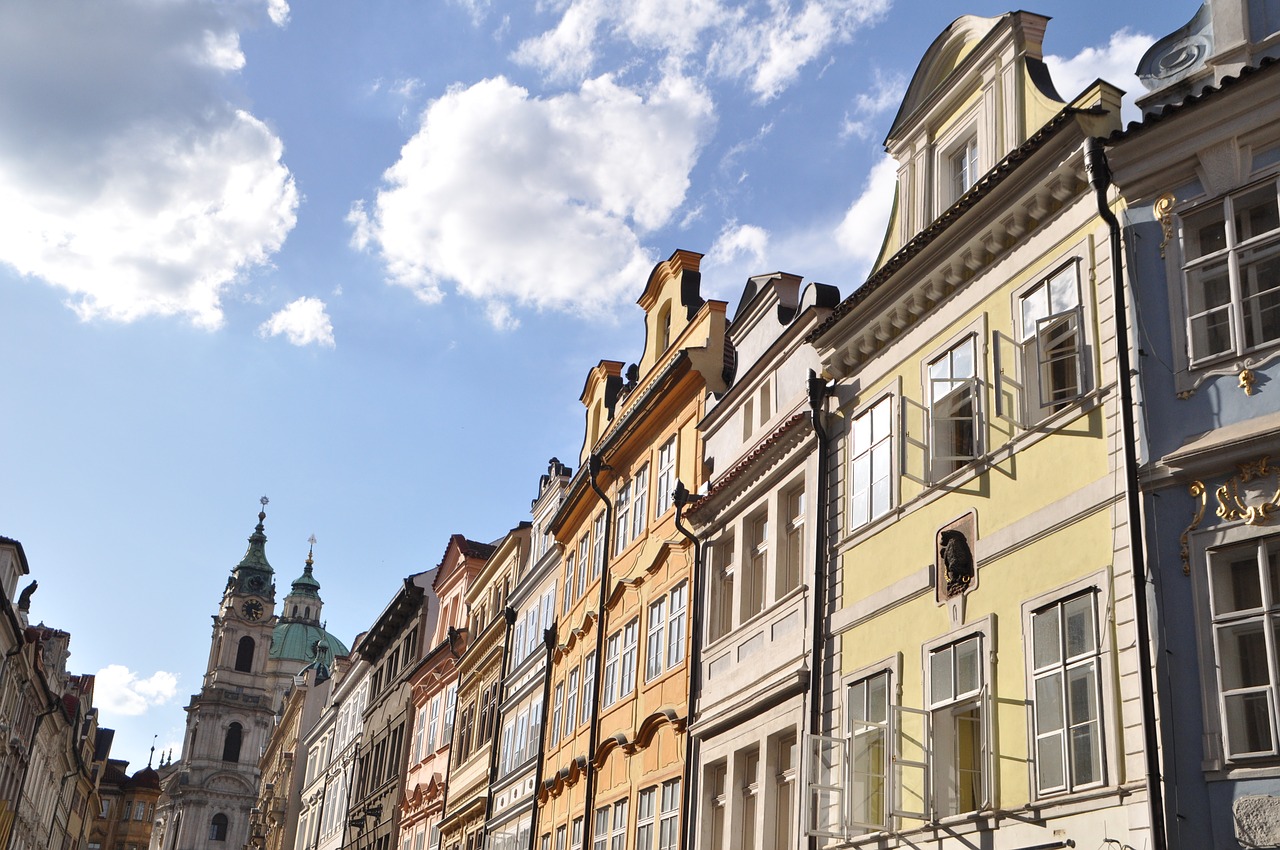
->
(0, 0), (1188, 770)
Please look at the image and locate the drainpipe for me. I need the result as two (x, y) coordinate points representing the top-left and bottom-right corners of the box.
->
(482, 607), (518, 837)
(1084, 136), (1167, 850)
(672, 481), (703, 850)
(805, 369), (832, 850)
(528, 621), (558, 850)
(584, 452), (614, 845)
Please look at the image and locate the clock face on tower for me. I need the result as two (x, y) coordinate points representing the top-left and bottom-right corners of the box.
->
(242, 600), (264, 621)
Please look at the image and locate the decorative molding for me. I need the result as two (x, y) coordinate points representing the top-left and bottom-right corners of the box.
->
(1240, 368), (1257, 396)
(1176, 347), (1280, 399)
(1155, 193), (1176, 258)
(1215, 457), (1280, 525)
(1181, 480), (1207, 576)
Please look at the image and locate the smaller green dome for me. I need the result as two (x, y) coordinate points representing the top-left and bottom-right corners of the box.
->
(269, 621), (349, 667)
(290, 563), (321, 598)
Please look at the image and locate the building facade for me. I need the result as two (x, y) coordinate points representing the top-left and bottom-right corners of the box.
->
(685, 272), (838, 850)
(805, 11), (1157, 849)
(1107, 0), (1280, 845)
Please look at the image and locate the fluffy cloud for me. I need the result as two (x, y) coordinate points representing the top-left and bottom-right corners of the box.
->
(707, 222), (769, 269)
(350, 72), (715, 325)
(0, 0), (298, 329)
(95, 665), (179, 717)
(1045, 28), (1156, 122)
(841, 69), (906, 140)
(514, 0), (890, 100)
(259, 297), (336, 347)
(834, 154), (898, 271)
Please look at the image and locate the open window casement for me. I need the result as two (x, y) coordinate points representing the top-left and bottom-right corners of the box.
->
(899, 396), (931, 485)
(1030, 309), (1085, 415)
(928, 377), (979, 480)
(891, 705), (932, 822)
(805, 734), (848, 838)
(992, 331), (1027, 429)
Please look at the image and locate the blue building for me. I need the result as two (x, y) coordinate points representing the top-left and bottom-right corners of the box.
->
(1108, 1), (1280, 846)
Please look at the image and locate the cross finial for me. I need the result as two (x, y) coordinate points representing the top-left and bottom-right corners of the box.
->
(306, 535), (316, 567)
(260, 496), (270, 508)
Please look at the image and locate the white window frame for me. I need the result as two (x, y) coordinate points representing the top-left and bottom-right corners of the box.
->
(779, 484), (805, 596)
(1028, 591), (1104, 795)
(655, 436), (677, 518)
(551, 682), (564, 747)
(603, 632), (621, 707)
(592, 515), (606, 579)
(564, 552), (576, 615)
(666, 582), (687, 668)
(577, 535), (591, 599)
(636, 786), (656, 850)
(620, 618), (639, 697)
(849, 393), (894, 530)
(1009, 259), (1089, 424)
(1178, 176), (1280, 366)
(741, 512), (768, 622)
(646, 596), (666, 681)
(922, 619), (994, 819)
(565, 668), (579, 739)
(615, 478), (632, 555)
(922, 329), (983, 482)
(708, 533), (736, 643)
(582, 650), (596, 725)
(658, 778), (680, 850)
(632, 463), (649, 540)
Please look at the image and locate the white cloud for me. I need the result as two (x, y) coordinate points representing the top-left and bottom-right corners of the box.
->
(707, 222), (769, 269)
(351, 72), (715, 326)
(1045, 28), (1156, 123)
(834, 154), (898, 271)
(514, 0), (889, 100)
(841, 69), (906, 140)
(259, 297), (336, 348)
(0, 1), (298, 330)
(95, 665), (178, 717)
(267, 0), (290, 26)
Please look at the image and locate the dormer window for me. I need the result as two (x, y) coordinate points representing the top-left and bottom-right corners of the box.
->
(950, 136), (979, 202)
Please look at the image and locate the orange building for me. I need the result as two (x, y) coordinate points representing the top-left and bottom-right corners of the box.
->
(537, 250), (727, 850)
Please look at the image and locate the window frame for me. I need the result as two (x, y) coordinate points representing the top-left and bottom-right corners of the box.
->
(1008, 258), (1090, 424)
(1177, 176), (1280, 367)
(921, 617), (995, 819)
(655, 436), (677, 518)
(848, 392), (895, 531)
(920, 325), (985, 483)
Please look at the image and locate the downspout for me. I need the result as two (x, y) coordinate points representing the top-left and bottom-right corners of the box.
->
(482, 608), (518, 835)
(805, 369), (832, 850)
(1084, 136), (1167, 850)
(672, 482), (703, 850)
(528, 621), (558, 850)
(584, 452), (614, 845)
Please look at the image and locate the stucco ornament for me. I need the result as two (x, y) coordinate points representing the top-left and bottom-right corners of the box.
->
(1154, 193), (1176, 258)
(1216, 457), (1280, 525)
(1240, 367), (1257, 395)
(1180, 480), (1208, 576)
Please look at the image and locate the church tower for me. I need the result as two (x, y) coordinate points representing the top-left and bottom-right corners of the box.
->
(152, 499), (347, 850)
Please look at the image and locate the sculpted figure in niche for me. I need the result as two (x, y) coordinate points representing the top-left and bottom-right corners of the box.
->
(940, 529), (974, 597)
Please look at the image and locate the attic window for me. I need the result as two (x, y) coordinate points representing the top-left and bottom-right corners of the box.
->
(950, 136), (979, 202)
(657, 302), (672, 352)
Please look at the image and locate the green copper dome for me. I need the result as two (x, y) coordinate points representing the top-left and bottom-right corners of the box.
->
(290, 563), (321, 598)
(269, 621), (349, 667)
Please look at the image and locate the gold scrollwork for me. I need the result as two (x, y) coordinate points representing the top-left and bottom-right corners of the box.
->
(1216, 456), (1280, 525)
(1240, 368), (1257, 396)
(1181, 480), (1207, 576)
(1155, 193), (1176, 259)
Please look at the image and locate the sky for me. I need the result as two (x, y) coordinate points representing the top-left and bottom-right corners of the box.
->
(0, 0), (1191, 771)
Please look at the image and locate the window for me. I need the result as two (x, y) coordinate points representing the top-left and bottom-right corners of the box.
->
(779, 487), (804, 595)
(1019, 263), (1085, 418)
(427, 695), (441, 753)
(209, 813), (228, 842)
(442, 684), (457, 744)
(636, 787), (656, 850)
(610, 800), (627, 850)
(848, 671), (890, 830)
(615, 480), (632, 554)
(950, 136), (978, 201)
(1030, 593), (1102, 792)
(551, 683), (564, 747)
(564, 552), (576, 615)
(222, 723), (242, 763)
(646, 597), (666, 681)
(1207, 536), (1280, 759)
(656, 437), (676, 517)
(1182, 180), (1280, 363)
(666, 582), (687, 668)
(582, 651), (596, 724)
(631, 463), (649, 540)
(593, 808), (608, 850)
(850, 397), (892, 528)
(928, 635), (987, 816)
(556, 826), (567, 850)
(742, 514), (767, 621)
(620, 619), (639, 697)
(928, 336), (979, 479)
(235, 636), (255, 672)
(592, 515), (606, 579)
(603, 632), (620, 707)
(709, 536), (735, 642)
(706, 763), (726, 850)
(739, 749), (759, 850)
(578, 535), (591, 598)
(413, 704), (426, 762)
(772, 738), (795, 850)
(565, 669), (579, 738)
(571, 816), (584, 850)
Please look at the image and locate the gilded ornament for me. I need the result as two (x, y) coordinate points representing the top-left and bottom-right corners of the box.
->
(1215, 456), (1280, 525)
(1155, 193), (1176, 259)
(1240, 368), (1257, 396)
(1180, 480), (1207, 576)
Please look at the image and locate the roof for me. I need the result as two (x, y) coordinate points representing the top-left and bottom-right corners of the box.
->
(1108, 56), (1279, 142)
(288, 563), (322, 598)
(687, 413), (810, 517)
(270, 620), (350, 666)
(807, 105), (1086, 344)
(0, 535), (30, 576)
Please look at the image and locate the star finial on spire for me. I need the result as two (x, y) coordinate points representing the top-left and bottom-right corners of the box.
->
(306, 534), (316, 567)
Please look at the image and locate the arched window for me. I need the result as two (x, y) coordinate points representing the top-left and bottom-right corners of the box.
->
(657, 301), (672, 352)
(234, 637), (255, 673)
(209, 813), (228, 841)
(292, 605), (299, 617)
(222, 723), (242, 763)
(304, 606), (311, 620)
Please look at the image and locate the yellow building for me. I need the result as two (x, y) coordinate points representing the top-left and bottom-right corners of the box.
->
(538, 249), (726, 850)
(805, 12), (1157, 849)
